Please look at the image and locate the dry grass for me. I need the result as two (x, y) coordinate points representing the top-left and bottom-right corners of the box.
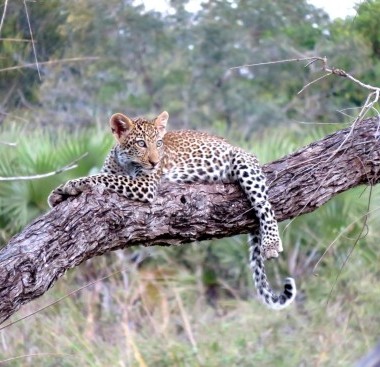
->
(1, 238), (379, 367)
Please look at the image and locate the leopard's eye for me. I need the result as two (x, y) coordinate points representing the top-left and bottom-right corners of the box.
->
(136, 140), (146, 148)
(156, 140), (163, 147)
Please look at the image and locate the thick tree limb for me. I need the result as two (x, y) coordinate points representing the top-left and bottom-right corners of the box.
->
(0, 117), (380, 323)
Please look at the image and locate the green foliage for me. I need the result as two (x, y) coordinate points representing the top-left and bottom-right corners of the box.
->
(0, 0), (66, 111)
(2, 0), (376, 134)
(0, 123), (113, 242)
(354, 0), (380, 58)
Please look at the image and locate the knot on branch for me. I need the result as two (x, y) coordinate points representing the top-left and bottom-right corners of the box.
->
(331, 67), (348, 77)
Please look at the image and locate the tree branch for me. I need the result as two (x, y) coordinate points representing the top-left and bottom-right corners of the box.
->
(0, 117), (379, 323)
(0, 153), (88, 181)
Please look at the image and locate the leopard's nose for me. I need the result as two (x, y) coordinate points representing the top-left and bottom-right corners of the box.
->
(149, 159), (159, 167)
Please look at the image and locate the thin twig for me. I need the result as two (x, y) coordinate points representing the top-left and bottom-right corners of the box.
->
(23, 0), (41, 79)
(0, 111), (30, 122)
(337, 106), (363, 119)
(326, 186), (373, 307)
(173, 288), (198, 353)
(0, 57), (99, 73)
(0, 152), (88, 181)
(313, 57), (380, 94)
(0, 37), (35, 42)
(297, 72), (331, 95)
(0, 141), (16, 147)
(0, 0), (8, 37)
(231, 55), (380, 98)
(229, 57), (316, 70)
(0, 266), (129, 331)
(372, 105), (380, 120)
(296, 120), (344, 125)
(0, 353), (76, 365)
(313, 206), (380, 272)
(328, 91), (380, 161)
(304, 57), (320, 68)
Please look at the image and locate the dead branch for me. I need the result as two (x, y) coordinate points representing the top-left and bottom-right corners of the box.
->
(0, 0), (8, 37)
(0, 57), (99, 73)
(231, 55), (380, 122)
(0, 38), (35, 42)
(298, 56), (380, 123)
(232, 56), (380, 169)
(0, 140), (16, 147)
(0, 117), (379, 323)
(0, 153), (88, 181)
(23, 0), (40, 80)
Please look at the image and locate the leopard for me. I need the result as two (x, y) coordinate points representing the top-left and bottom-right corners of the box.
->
(48, 111), (296, 310)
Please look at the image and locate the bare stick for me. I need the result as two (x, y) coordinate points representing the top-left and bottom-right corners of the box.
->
(0, 266), (127, 331)
(0, 153), (88, 181)
(231, 55), (380, 97)
(23, 0), (41, 79)
(0, 57), (99, 73)
(0, 37), (35, 43)
(326, 187), (372, 307)
(297, 72), (331, 95)
(0, 353), (76, 365)
(229, 57), (315, 70)
(0, 111), (31, 122)
(0, 141), (16, 147)
(0, 0), (9, 37)
(313, 206), (380, 272)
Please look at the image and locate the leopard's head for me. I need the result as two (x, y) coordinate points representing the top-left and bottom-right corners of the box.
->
(109, 111), (168, 172)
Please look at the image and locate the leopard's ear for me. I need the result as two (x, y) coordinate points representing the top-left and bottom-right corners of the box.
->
(155, 111), (168, 137)
(109, 113), (134, 142)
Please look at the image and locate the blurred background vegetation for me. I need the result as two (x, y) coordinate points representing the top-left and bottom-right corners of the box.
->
(1, 0), (380, 365)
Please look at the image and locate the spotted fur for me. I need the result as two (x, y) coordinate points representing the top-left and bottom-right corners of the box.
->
(48, 111), (296, 309)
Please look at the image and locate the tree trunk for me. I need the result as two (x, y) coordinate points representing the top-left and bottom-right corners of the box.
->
(0, 117), (379, 323)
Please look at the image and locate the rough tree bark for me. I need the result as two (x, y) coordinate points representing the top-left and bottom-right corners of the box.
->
(0, 117), (379, 324)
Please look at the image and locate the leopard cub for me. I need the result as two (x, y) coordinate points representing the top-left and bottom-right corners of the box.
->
(49, 111), (296, 310)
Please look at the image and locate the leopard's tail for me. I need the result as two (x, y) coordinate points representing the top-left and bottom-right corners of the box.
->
(248, 230), (296, 310)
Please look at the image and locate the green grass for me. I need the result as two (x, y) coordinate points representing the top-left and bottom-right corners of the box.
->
(0, 122), (113, 243)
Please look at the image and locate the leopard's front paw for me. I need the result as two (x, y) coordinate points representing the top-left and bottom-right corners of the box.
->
(48, 179), (90, 208)
(48, 184), (66, 208)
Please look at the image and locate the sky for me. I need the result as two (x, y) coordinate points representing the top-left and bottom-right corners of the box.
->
(310, 0), (358, 19)
(139, 0), (359, 19)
